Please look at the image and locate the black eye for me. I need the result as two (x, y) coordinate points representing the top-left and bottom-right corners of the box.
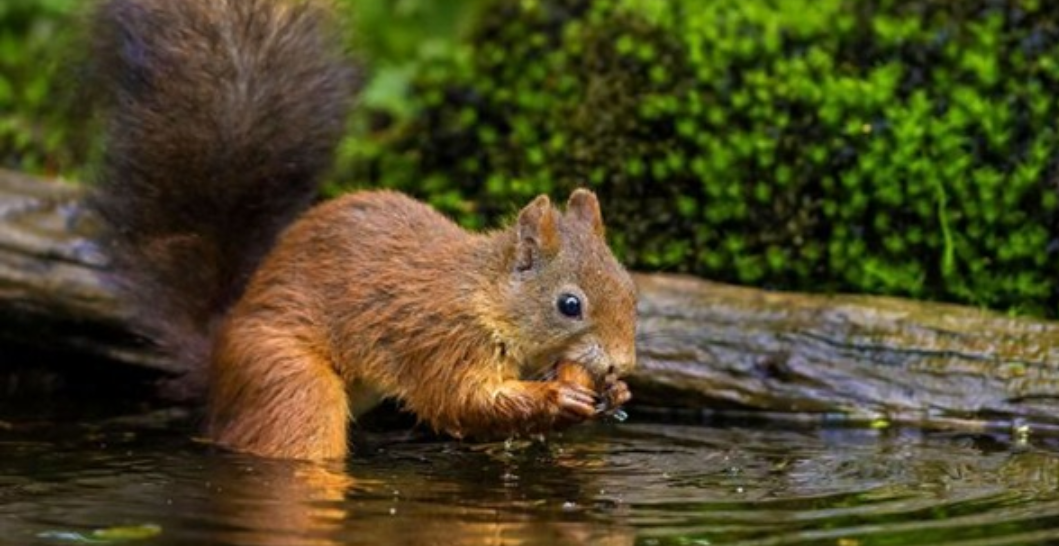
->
(557, 293), (583, 319)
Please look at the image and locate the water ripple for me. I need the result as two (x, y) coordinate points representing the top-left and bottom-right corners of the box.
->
(3, 417), (1059, 545)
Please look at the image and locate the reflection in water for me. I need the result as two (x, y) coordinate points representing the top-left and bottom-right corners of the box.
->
(185, 432), (637, 546)
(3, 416), (1059, 545)
(202, 458), (352, 546)
(200, 448), (636, 546)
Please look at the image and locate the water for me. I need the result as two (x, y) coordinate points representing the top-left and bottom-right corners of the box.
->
(3, 410), (1059, 546)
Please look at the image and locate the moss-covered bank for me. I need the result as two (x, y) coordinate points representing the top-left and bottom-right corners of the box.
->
(342, 0), (1059, 316)
(7, 0), (1059, 316)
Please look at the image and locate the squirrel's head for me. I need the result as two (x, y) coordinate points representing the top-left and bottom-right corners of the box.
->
(501, 189), (637, 381)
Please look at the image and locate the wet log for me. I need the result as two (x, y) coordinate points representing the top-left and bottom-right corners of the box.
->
(631, 274), (1059, 429)
(0, 169), (177, 373)
(4, 169), (1059, 428)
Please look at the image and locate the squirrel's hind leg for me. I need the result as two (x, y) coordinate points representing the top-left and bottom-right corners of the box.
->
(207, 322), (350, 461)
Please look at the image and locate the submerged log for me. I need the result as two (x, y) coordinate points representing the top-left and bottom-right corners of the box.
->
(4, 169), (1059, 427)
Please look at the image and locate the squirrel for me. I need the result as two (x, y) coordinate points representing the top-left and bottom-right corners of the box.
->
(88, 0), (637, 461)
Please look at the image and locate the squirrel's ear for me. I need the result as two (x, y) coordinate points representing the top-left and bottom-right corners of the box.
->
(566, 188), (604, 238)
(515, 195), (559, 272)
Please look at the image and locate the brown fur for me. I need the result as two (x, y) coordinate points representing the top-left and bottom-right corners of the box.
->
(208, 191), (637, 460)
(90, 0), (637, 461)
(88, 0), (355, 397)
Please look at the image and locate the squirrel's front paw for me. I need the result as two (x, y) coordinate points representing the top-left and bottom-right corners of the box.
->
(553, 360), (632, 420)
(548, 381), (598, 428)
(598, 376), (632, 415)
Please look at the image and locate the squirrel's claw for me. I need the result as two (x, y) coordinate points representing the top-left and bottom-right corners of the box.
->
(553, 383), (598, 426)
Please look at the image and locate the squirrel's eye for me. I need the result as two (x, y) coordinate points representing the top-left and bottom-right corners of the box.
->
(557, 293), (583, 319)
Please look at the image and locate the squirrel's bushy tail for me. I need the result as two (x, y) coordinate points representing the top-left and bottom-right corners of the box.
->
(89, 0), (356, 396)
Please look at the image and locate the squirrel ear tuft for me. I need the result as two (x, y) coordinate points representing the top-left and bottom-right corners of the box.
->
(566, 188), (604, 237)
(515, 195), (559, 272)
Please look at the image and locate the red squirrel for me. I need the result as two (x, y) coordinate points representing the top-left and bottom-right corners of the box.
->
(89, 0), (637, 460)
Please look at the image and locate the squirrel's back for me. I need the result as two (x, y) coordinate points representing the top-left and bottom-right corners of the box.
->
(89, 0), (356, 395)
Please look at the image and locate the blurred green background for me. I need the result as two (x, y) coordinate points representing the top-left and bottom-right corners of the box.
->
(5, 0), (1059, 316)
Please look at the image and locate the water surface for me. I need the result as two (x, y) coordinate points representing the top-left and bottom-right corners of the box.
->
(3, 410), (1059, 545)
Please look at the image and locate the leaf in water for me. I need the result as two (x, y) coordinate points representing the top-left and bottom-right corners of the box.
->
(91, 524), (162, 541)
(38, 524), (162, 543)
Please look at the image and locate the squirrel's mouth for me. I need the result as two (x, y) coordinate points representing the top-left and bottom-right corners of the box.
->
(560, 345), (612, 379)
(522, 342), (612, 383)
(535, 357), (614, 388)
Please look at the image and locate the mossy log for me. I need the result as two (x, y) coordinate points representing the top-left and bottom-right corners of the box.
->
(3, 170), (1059, 428)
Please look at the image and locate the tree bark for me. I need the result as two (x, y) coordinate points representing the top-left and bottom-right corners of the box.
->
(0, 169), (177, 373)
(631, 274), (1059, 429)
(4, 169), (1059, 428)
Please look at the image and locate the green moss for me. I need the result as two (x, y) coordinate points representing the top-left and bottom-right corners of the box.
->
(9, 0), (1059, 316)
(0, 0), (88, 177)
(3, 0), (487, 181)
(341, 0), (1059, 317)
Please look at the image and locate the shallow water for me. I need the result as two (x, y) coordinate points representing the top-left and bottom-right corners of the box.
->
(3, 411), (1059, 546)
